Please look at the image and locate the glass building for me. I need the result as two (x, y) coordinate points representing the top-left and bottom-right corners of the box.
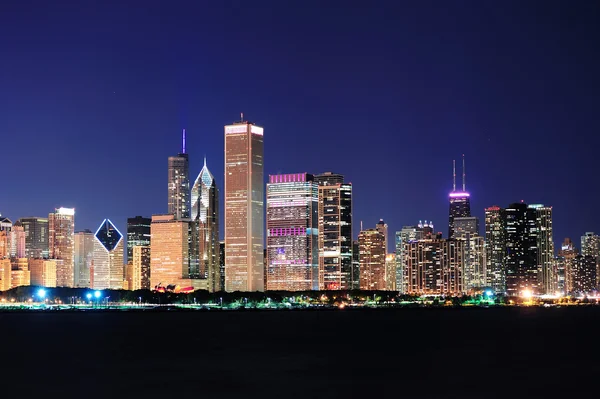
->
(74, 229), (94, 288)
(17, 217), (49, 258)
(224, 120), (264, 292)
(485, 206), (506, 293)
(528, 204), (554, 294)
(395, 221), (433, 294)
(92, 219), (124, 290)
(358, 228), (386, 290)
(127, 216), (151, 261)
(505, 202), (538, 296)
(168, 129), (191, 220)
(266, 173), (318, 291)
(48, 207), (75, 287)
(448, 158), (471, 239)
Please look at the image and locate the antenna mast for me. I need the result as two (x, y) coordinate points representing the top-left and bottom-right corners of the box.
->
(462, 154), (466, 192)
(452, 160), (456, 191)
(182, 129), (186, 154)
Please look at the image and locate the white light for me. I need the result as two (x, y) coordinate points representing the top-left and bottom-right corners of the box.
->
(57, 207), (75, 216)
(521, 289), (533, 299)
(250, 126), (263, 136)
(225, 126), (248, 134)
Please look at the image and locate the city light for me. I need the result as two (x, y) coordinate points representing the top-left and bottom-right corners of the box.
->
(37, 289), (46, 299)
(521, 289), (533, 299)
(485, 290), (494, 297)
(86, 293), (92, 300)
(94, 291), (101, 299)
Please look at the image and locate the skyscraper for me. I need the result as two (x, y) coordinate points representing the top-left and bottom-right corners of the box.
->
(528, 204), (554, 294)
(266, 173), (319, 291)
(126, 216), (151, 261)
(505, 202), (538, 296)
(376, 219), (388, 252)
(315, 172), (352, 290)
(10, 223), (25, 258)
(74, 229), (94, 288)
(168, 129), (191, 220)
(191, 158), (220, 292)
(359, 229), (386, 290)
(448, 157), (471, 239)
(485, 206), (506, 293)
(0, 258), (11, 291)
(560, 238), (579, 294)
(394, 221), (433, 294)
(581, 232), (600, 288)
(454, 217), (479, 236)
(130, 245), (150, 290)
(224, 119), (264, 292)
(29, 259), (57, 287)
(569, 255), (597, 294)
(48, 207), (75, 287)
(91, 219), (124, 290)
(17, 217), (49, 258)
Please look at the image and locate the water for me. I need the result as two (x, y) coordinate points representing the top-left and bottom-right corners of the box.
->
(1, 307), (595, 398)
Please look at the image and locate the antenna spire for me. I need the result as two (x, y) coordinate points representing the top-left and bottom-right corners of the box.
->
(182, 129), (186, 154)
(462, 154), (466, 192)
(452, 160), (456, 191)
(241, 112), (244, 122)
(203, 155), (207, 168)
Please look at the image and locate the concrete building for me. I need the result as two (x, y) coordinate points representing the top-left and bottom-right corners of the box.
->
(17, 217), (49, 258)
(29, 259), (57, 287)
(358, 229), (386, 290)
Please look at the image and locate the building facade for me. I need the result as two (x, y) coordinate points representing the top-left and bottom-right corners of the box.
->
(29, 259), (57, 287)
(126, 216), (151, 261)
(358, 229), (386, 290)
(91, 219), (124, 290)
(485, 206), (505, 293)
(224, 120), (264, 292)
(74, 230), (94, 288)
(505, 203), (538, 296)
(448, 158), (471, 239)
(266, 173), (319, 291)
(394, 221), (433, 294)
(528, 204), (554, 294)
(48, 207), (75, 287)
(17, 217), (49, 259)
(129, 245), (150, 290)
(315, 172), (352, 290)
(168, 129), (191, 220)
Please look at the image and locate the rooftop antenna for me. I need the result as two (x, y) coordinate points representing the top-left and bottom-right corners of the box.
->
(182, 129), (186, 154)
(462, 154), (466, 192)
(203, 155), (207, 168)
(241, 112), (244, 122)
(360, 220), (363, 231)
(452, 159), (456, 192)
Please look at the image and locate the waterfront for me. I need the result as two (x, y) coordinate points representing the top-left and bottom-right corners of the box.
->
(1, 307), (597, 398)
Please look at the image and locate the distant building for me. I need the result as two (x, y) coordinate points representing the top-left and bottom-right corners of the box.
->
(74, 230), (94, 288)
(168, 130), (191, 220)
(570, 255), (597, 294)
(48, 207), (75, 287)
(16, 217), (49, 259)
(376, 219), (389, 252)
(10, 224), (26, 258)
(352, 240), (360, 290)
(505, 202), (538, 296)
(448, 157), (471, 239)
(266, 173), (319, 291)
(224, 120), (264, 292)
(454, 217), (479, 236)
(128, 245), (150, 290)
(29, 259), (57, 287)
(219, 241), (225, 291)
(0, 258), (11, 291)
(385, 254), (395, 291)
(10, 258), (30, 288)
(395, 221), (433, 294)
(315, 172), (352, 290)
(91, 219), (124, 290)
(358, 229), (386, 290)
(560, 238), (578, 294)
(528, 204), (554, 294)
(127, 216), (151, 261)
(581, 232), (600, 288)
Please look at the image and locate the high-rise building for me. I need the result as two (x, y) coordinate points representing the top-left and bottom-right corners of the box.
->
(266, 173), (319, 291)
(581, 232), (600, 287)
(528, 204), (554, 294)
(376, 219), (389, 252)
(224, 119), (264, 292)
(168, 129), (191, 220)
(219, 240), (225, 292)
(48, 207), (75, 287)
(0, 258), (11, 291)
(569, 255), (597, 294)
(315, 172), (352, 290)
(17, 217), (49, 259)
(560, 238), (579, 294)
(394, 221), (433, 294)
(10, 223), (25, 258)
(485, 206), (506, 293)
(91, 219), (124, 290)
(454, 217), (479, 236)
(461, 234), (486, 292)
(191, 158), (220, 292)
(127, 216), (151, 261)
(554, 256), (566, 294)
(10, 258), (30, 288)
(130, 245), (150, 290)
(359, 229), (386, 290)
(29, 259), (57, 287)
(74, 230), (94, 288)
(448, 157), (471, 239)
(505, 202), (538, 296)
(385, 253), (396, 291)
(352, 240), (360, 290)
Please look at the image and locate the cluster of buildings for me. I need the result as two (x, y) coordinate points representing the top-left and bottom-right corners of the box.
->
(1, 118), (599, 297)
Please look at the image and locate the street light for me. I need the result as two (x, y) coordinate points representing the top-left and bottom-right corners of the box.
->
(37, 289), (46, 301)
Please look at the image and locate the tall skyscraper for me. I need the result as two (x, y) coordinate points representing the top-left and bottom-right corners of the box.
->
(385, 253), (396, 291)
(266, 173), (319, 291)
(17, 217), (49, 258)
(10, 223), (25, 258)
(130, 245), (150, 290)
(219, 240), (225, 292)
(74, 229), (94, 288)
(569, 255), (597, 294)
(394, 221), (433, 294)
(315, 172), (352, 290)
(485, 206), (506, 293)
(376, 219), (388, 252)
(352, 240), (360, 290)
(48, 207), (75, 287)
(191, 158), (220, 292)
(448, 157), (471, 239)
(581, 232), (600, 288)
(224, 119), (264, 292)
(505, 202), (538, 296)
(560, 238), (579, 294)
(0, 258), (11, 291)
(454, 216), (479, 236)
(168, 129), (191, 220)
(91, 219), (124, 290)
(126, 216), (151, 261)
(359, 229), (386, 290)
(528, 204), (554, 294)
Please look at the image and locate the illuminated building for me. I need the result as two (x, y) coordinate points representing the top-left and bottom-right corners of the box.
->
(128, 245), (150, 290)
(0, 231), (8, 259)
(74, 230), (94, 288)
(315, 172), (352, 290)
(10, 258), (30, 288)
(554, 256), (566, 294)
(461, 235), (485, 292)
(395, 221), (433, 294)
(168, 129), (191, 220)
(527, 204), (554, 294)
(0, 258), (11, 291)
(48, 207), (75, 287)
(29, 259), (57, 287)
(448, 157), (471, 239)
(191, 158), (220, 292)
(569, 255), (597, 294)
(91, 219), (124, 290)
(560, 238), (579, 294)
(484, 206), (506, 293)
(10, 223), (25, 258)
(454, 217), (479, 236)
(352, 240), (360, 290)
(404, 234), (464, 295)
(385, 253), (396, 291)
(16, 217), (49, 258)
(266, 173), (318, 291)
(376, 219), (388, 252)
(581, 232), (600, 287)
(359, 229), (386, 290)
(127, 216), (151, 261)
(219, 241), (225, 291)
(505, 202), (538, 296)
(224, 119), (264, 292)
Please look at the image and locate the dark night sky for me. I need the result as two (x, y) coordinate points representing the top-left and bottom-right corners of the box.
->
(1, 1), (599, 252)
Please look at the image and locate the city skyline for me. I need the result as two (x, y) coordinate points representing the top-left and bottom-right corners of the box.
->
(2, 2), (599, 251)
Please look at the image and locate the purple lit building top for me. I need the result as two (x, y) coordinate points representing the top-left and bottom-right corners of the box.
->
(269, 173), (313, 184)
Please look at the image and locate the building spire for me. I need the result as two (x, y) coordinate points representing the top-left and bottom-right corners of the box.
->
(462, 154), (466, 192)
(241, 112), (244, 122)
(182, 128), (186, 154)
(203, 155), (207, 168)
(452, 159), (456, 191)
